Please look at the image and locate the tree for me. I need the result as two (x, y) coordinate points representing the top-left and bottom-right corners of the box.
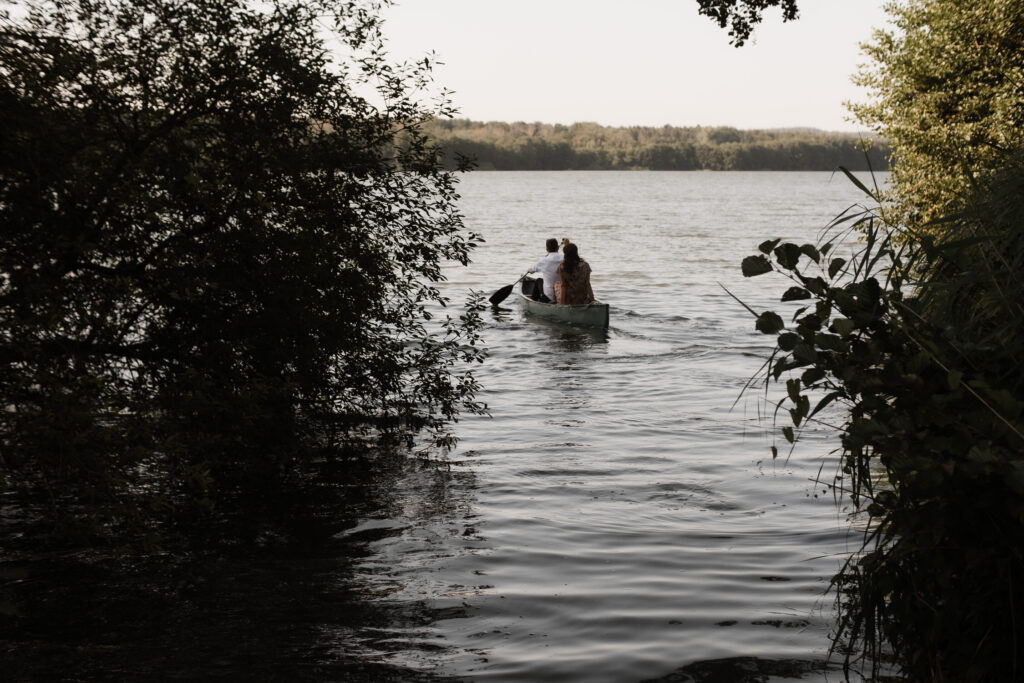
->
(850, 0), (1024, 229)
(0, 0), (485, 542)
(694, 0), (800, 46)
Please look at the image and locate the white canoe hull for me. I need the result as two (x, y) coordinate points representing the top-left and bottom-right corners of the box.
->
(517, 292), (610, 328)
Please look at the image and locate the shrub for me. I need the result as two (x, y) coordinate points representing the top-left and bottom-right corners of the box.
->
(740, 159), (1024, 680)
(0, 0), (486, 544)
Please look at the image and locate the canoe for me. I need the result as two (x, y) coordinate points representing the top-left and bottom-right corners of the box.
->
(517, 292), (610, 328)
(517, 277), (609, 328)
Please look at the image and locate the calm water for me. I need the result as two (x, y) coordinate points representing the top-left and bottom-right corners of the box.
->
(339, 171), (883, 682)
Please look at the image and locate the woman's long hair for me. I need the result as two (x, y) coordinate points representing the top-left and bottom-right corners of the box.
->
(562, 242), (581, 272)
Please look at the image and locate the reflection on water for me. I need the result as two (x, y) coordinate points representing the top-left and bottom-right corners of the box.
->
(486, 305), (516, 324)
(528, 316), (611, 352)
(1, 455), (474, 682)
(640, 656), (833, 683)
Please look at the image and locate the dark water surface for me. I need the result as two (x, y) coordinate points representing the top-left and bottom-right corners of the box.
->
(1, 171), (881, 682)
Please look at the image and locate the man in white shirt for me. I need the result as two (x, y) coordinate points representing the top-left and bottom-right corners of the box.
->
(528, 238), (563, 302)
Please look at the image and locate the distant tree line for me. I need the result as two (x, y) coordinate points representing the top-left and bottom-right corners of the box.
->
(419, 119), (889, 172)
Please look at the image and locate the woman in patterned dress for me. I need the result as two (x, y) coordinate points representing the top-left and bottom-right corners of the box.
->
(554, 242), (595, 305)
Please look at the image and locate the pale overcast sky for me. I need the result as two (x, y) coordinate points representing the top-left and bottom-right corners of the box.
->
(378, 0), (892, 132)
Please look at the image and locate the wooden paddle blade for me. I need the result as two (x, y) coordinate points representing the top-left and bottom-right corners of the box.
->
(489, 283), (514, 305)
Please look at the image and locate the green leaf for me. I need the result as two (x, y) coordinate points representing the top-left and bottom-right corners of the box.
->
(756, 311), (785, 334)
(773, 242), (803, 270)
(778, 332), (800, 351)
(967, 379), (1024, 418)
(796, 313), (822, 331)
(789, 407), (804, 427)
(801, 367), (826, 386)
(758, 238), (781, 254)
(797, 394), (810, 418)
(831, 318), (855, 337)
(814, 299), (831, 320)
(782, 426), (795, 443)
(828, 258), (847, 279)
(742, 254), (773, 277)
(772, 357), (811, 380)
(814, 332), (849, 353)
(810, 391), (843, 418)
(787, 377), (802, 403)
(781, 286), (811, 301)
(967, 444), (997, 464)
(799, 243), (820, 263)
(797, 276), (828, 296)
(793, 342), (818, 363)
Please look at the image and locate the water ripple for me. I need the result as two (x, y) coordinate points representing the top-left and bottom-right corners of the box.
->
(345, 171), (885, 682)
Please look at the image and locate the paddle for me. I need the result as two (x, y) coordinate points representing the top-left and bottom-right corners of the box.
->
(489, 272), (529, 306)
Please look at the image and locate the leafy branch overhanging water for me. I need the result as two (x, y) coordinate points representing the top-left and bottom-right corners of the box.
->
(735, 160), (1024, 681)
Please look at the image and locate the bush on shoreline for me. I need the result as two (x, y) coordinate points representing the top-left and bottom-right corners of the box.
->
(743, 156), (1024, 680)
(744, 0), (1024, 677)
(0, 0), (485, 547)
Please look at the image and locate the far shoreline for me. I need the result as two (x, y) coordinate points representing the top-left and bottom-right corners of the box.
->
(422, 119), (889, 173)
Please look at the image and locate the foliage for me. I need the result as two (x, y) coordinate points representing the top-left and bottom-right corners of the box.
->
(742, 1), (1024, 677)
(694, 0), (800, 46)
(850, 0), (1024, 231)
(740, 157), (1024, 681)
(0, 0), (486, 544)
(422, 119), (889, 172)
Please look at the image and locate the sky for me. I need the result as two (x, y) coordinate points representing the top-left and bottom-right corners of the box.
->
(377, 0), (893, 132)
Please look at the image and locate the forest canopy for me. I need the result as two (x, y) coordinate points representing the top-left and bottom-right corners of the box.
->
(421, 119), (889, 172)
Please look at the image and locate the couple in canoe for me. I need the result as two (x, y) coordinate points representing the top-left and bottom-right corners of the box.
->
(527, 237), (595, 306)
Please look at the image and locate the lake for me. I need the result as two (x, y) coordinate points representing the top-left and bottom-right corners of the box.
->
(338, 171), (884, 682)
